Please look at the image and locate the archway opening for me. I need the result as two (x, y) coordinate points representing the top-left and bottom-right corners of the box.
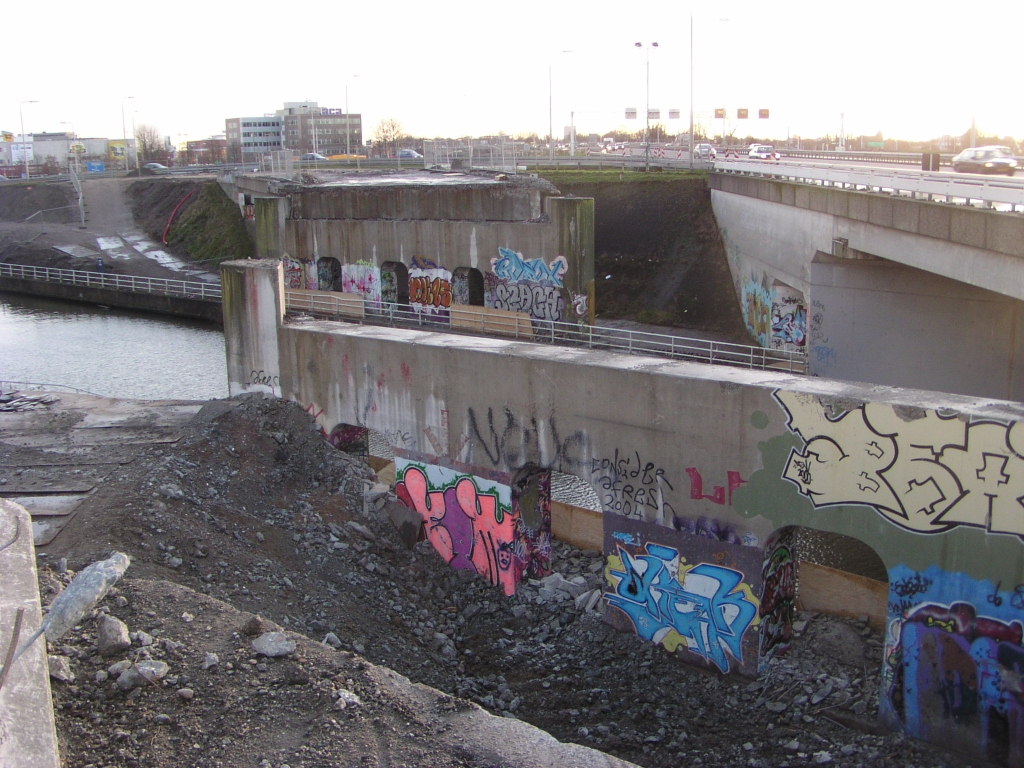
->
(317, 257), (342, 291)
(451, 267), (485, 306)
(380, 261), (409, 306)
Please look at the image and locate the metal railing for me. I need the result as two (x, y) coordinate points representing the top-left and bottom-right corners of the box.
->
(0, 262), (222, 301)
(284, 291), (806, 374)
(714, 159), (1024, 212)
(777, 149), (955, 166)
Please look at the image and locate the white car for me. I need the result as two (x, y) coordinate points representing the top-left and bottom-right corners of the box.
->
(748, 144), (779, 161)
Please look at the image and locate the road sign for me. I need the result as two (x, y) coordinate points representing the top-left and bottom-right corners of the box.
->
(759, 109), (769, 119)
(625, 108), (637, 120)
(668, 109), (680, 119)
(648, 109), (660, 120)
(714, 108), (725, 119)
(737, 108), (749, 119)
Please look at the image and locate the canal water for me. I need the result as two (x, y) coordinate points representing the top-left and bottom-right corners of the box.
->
(0, 292), (227, 401)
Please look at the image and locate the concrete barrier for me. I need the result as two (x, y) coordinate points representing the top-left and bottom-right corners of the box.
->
(0, 499), (60, 768)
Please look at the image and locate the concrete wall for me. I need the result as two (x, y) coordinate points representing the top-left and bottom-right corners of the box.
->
(225, 259), (1024, 764)
(0, 276), (223, 324)
(710, 175), (1024, 399)
(232, 174), (595, 325)
(809, 253), (1024, 397)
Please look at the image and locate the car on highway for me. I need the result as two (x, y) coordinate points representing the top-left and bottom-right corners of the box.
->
(300, 153), (328, 162)
(397, 149), (423, 159)
(694, 143), (717, 160)
(141, 163), (168, 174)
(951, 146), (1017, 176)
(748, 144), (779, 161)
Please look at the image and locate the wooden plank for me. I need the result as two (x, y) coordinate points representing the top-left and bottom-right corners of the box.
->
(450, 306), (533, 339)
(797, 560), (888, 631)
(286, 289), (364, 319)
(551, 501), (603, 551)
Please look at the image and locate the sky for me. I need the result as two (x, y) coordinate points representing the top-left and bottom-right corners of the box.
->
(4, 0), (1020, 146)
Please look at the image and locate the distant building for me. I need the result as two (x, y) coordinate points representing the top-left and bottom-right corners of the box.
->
(184, 137), (227, 165)
(225, 116), (285, 163)
(226, 102), (362, 162)
(0, 132), (134, 173)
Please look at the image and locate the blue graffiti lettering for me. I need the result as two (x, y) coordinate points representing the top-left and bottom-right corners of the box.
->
(606, 543), (758, 673)
(491, 247), (568, 288)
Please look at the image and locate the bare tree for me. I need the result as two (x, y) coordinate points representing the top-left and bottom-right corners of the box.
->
(134, 124), (166, 164)
(373, 118), (404, 158)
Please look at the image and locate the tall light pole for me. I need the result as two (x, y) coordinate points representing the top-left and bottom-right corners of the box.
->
(635, 42), (659, 171)
(689, 15), (694, 170)
(60, 121), (76, 173)
(121, 96), (134, 173)
(19, 100), (37, 180)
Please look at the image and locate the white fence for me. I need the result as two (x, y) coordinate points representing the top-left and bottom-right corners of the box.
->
(714, 159), (1024, 212)
(0, 262), (221, 301)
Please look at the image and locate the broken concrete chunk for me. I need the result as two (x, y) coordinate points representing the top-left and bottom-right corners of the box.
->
(48, 655), (74, 683)
(252, 631), (295, 658)
(117, 660), (169, 691)
(96, 615), (131, 656)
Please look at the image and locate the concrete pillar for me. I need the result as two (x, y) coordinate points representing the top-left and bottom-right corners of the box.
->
(220, 259), (284, 397)
(0, 499), (60, 768)
(253, 196), (290, 259)
(548, 196), (596, 324)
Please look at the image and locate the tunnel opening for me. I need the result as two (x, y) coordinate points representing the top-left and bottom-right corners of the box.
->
(380, 261), (409, 306)
(316, 257), (342, 291)
(451, 267), (485, 306)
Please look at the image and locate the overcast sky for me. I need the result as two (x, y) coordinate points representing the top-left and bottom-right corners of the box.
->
(5, 0), (1019, 146)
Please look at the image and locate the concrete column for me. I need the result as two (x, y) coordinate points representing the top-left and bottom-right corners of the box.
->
(220, 259), (284, 397)
(253, 196), (290, 259)
(548, 196), (596, 324)
(0, 499), (60, 768)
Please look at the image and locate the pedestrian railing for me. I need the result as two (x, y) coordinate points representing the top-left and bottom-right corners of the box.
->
(0, 262), (221, 301)
(284, 289), (807, 374)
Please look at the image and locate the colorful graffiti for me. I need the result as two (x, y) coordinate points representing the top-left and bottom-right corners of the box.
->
(742, 275), (772, 347)
(776, 390), (1024, 539)
(670, 515), (742, 545)
(328, 423), (369, 455)
(491, 247), (568, 287)
(770, 286), (807, 350)
(510, 465), (552, 582)
(341, 263), (381, 304)
(394, 459), (517, 595)
(883, 565), (1024, 764)
(685, 467), (747, 506)
(284, 257), (304, 289)
(759, 527), (798, 665)
(572, 292), (589, 319)
(409, 258), (452, 317)
(606, 541), (760, 674)
(489, 279), (565, 322)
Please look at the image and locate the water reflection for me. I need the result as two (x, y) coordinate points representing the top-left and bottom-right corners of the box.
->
(0, 292), (227, 400)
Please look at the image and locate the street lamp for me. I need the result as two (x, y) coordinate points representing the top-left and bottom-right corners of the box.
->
(60, 121), (76, 173)
(635, 42), (659, 170)
(121, 96), (134, 173)
(19, 100), (37, 180)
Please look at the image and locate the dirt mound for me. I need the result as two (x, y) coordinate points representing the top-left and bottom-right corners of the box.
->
(27, 395), (960, 768)
(128, 179), (254, 265)
(0, 182), (76, 224)
(542, 174), (747, 341)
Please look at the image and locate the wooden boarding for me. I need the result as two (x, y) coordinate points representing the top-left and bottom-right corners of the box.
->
(450, 306), (533, 339)
(551, 501), (603, 551)
(797, 560), (888, 630)
(286, 289), (364, 319)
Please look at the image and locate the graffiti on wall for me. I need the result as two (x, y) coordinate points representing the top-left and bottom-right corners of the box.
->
(284, 257), (304, 289)
(775, 389), (1024, 539)
(770, 284), (807, 351)
(759, 527), (798, 665)
(883, 564), (1024, 763)
(485, 248), (568, 322)
(409, 257), (452, 317)
(328, 423), (369, 455)
(491, 247), (568, 287)
(510, 465), (552, 581)
(590, 449), (676, 522)
(604, 519), (761, 675)
(317, 257), (341, 292)
(341, 263), (381, 304)
(464, 406), (588, 473)
(394, 459), (518, 595)
(742, 275), (772, 347)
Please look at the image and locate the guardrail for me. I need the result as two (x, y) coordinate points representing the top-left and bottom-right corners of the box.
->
(714, 159), (1024, 212)
(0, 262), (221, 300)
(777, 149), (955, 166)
(284, 290), (806, 374)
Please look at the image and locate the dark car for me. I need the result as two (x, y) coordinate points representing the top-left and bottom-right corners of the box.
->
(141, 163), (168, 174)
(951, 146), (1017, 176)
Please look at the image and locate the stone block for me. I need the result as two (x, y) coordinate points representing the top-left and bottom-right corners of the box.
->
(985, 214), (1024, 258)
(950, 208), (986, 249)
(917, 203), (951, 241)
(867, 196), (894, 228)
(892, 199), (920, 234)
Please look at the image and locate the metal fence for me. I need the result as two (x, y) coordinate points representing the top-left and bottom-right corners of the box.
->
(0, 262), (221, 301)
(284, 291), (806, 374)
